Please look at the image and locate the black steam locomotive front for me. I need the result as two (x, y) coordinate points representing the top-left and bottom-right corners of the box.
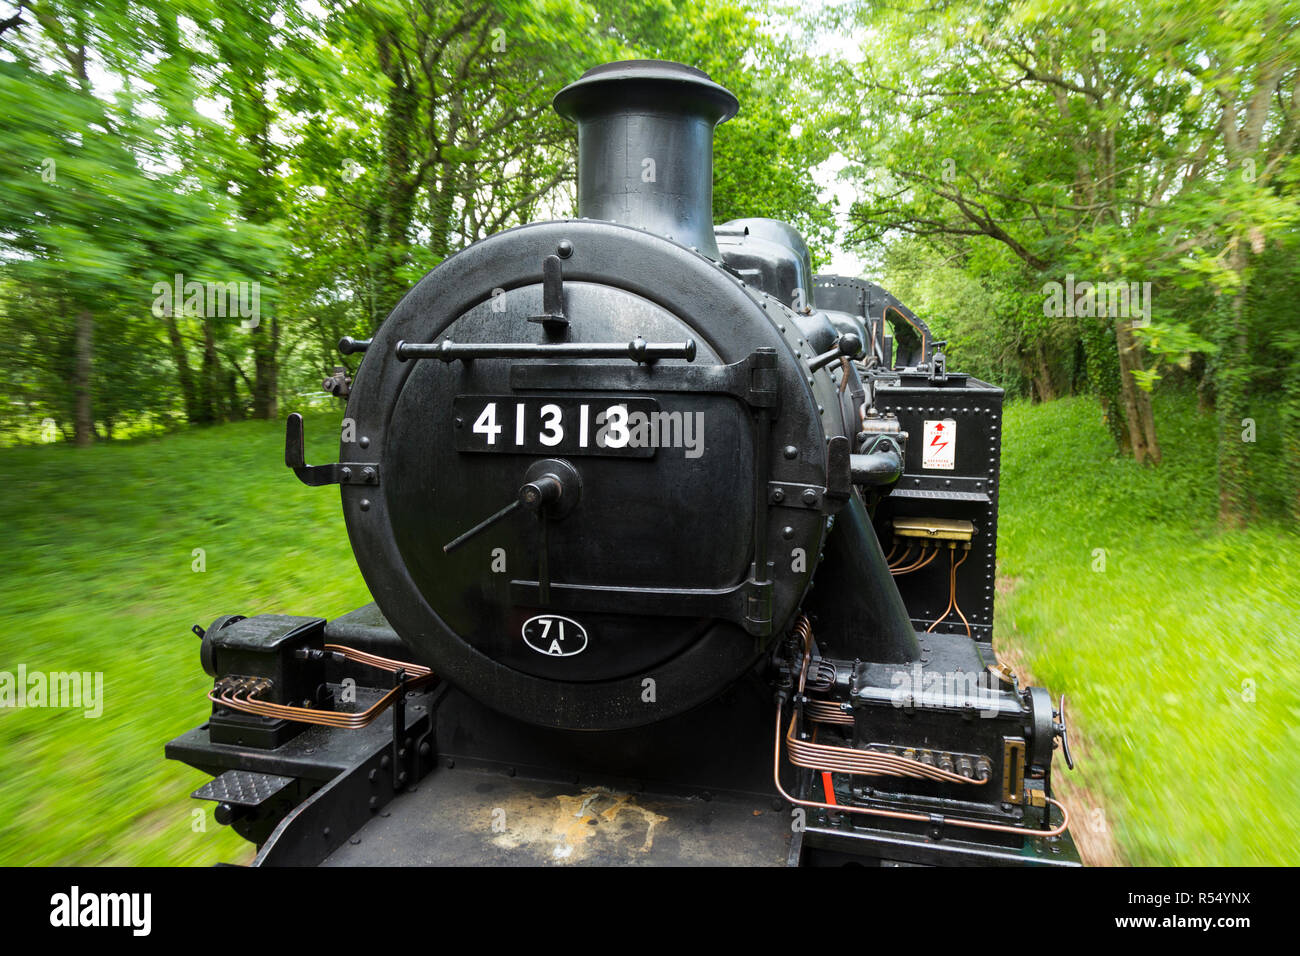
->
(167, 60), (1080, 866)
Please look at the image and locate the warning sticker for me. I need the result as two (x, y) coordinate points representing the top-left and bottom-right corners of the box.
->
(922, 419), (956, 470)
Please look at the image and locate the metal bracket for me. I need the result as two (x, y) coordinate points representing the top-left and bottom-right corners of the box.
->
(824, 435), (851, 506)
(509, 349), (780, 411)
(396, 337), (696, 365)
(527, 254), (569, 330)
(509, 577), (775, 637)
(285, 413), (379, 487)
(768, 481), (829, 510)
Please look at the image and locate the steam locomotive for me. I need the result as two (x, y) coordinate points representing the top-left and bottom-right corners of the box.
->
(167, 60), (1080, 866)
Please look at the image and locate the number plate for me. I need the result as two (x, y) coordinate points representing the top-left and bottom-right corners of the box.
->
(453, 395), (660, 457)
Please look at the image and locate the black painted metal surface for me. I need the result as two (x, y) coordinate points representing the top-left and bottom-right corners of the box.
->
(873, 374), (1006, 642)
(321, 771), (790, 866)
(166, 57), (1082, 866)
(339, 219), (837, 730)
(554, 60), (738, 258)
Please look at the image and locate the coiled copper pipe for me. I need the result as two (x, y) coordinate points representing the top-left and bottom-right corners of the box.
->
(783, 617), (1069, 836)
(774, 707), (1071, 838)
(208, 644), (435, 728)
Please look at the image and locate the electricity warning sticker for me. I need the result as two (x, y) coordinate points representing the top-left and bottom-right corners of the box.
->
(922, 419), (956, 470)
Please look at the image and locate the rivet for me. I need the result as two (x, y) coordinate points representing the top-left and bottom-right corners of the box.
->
(360, 499), (370, 511)
(359, 436), (370, 449)
(557, 239), (574, 258)
(783, 445), (798, 459)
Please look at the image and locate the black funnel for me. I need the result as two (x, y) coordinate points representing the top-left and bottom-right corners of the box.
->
(554, 60), (738, 259)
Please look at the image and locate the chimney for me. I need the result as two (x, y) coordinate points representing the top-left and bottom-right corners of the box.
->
(553, 60), (739, 259)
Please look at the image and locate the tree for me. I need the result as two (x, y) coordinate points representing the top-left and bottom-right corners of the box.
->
(825, 0), (1299, 520)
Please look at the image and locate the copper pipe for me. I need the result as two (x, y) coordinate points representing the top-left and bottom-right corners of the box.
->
(794, 615), (814, 695)
(774, 708), (1070, 838)
(786, 713), (984, 784)
(805, 699), (854, 725)
(325, 644), (433, 677)
(926, 548), (970, 635)
(209, 674), (435, 729)
(890, 545), (931, 574)
(887, 544), (916, 570)
(783, 619), (1065, 837)
(891, 546), (940, 576)
(208, 644), (435, 728)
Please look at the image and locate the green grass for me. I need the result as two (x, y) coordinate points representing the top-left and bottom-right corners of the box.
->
(996, 392), (1300, 866)
(0, 394), (1294, 865)
(0, 410), (368, 865)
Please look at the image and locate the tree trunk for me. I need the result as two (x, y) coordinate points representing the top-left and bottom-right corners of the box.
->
(1192, 352), (1215, 412)
(164, 314), (200, 422)
(73, 308), (93, 446)
(1034, 340), (1057, 402)
(196, 320), (221, 424)
(1080, 317), (1129, 452)
(1216, 243), (1252, 527)
(251, 316), (278, 419)
(1115, 319), (1161, 464)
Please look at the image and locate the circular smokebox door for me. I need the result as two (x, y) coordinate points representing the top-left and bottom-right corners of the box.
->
(341, 221), (830, 730)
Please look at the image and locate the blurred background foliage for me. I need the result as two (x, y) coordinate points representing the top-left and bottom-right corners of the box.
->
(0, 0), (834, 445)
(818, 0), (1300, 524)
(3, 0), (1295, 529)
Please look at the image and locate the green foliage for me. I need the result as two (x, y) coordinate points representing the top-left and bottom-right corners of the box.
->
(825, 0), (1300, 511)
(997, 391), (1300, 864)
(0, 0), (833, 443)
(0, 392), (1291, 864)
(0, 408), (365, 864)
